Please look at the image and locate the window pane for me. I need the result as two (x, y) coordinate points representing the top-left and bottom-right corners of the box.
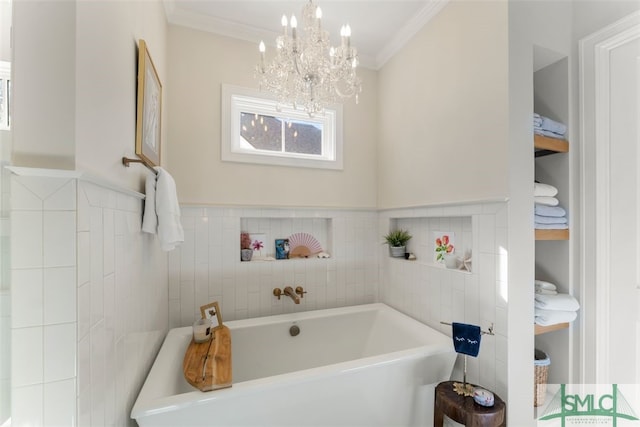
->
(240, 112), (282, 152)
(285, 120), (322, 155)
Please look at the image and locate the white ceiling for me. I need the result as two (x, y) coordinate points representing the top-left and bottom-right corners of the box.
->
(163, 0), (449, 69)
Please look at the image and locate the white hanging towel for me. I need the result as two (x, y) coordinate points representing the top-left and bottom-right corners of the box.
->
(142, 167), (184, 251)
(142, 171), (158, 233)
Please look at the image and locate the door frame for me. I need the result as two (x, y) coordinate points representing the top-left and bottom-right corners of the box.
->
(579, 10), (640, 384)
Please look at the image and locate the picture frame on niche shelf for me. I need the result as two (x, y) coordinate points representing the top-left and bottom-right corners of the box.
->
(275, 238), (290, 260)
(249, 233), (267, 259)
(433, 231), (455, 264)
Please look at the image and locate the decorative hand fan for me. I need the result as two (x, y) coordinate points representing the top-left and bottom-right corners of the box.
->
(288, 233), (323, 258)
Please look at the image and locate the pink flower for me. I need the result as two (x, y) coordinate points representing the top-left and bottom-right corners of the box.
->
(442, 235), (449, 245)
(435, 238), (442, 246)
(252, 240), (264, 251)
(446, 244), (454, 253)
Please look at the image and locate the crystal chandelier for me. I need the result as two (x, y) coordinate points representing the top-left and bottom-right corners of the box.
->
(256, 0), (362, 116)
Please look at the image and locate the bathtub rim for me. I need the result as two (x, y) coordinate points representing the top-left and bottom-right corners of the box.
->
(131, 303), (455, 420)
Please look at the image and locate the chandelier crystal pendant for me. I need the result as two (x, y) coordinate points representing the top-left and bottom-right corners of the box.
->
(256, 0), (362, 116)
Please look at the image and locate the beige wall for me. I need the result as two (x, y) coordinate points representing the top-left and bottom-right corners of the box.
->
(0, 1), (11, 62)
(166, 26), (378, 208)
(377, 1), (509, 209)
(11, 0), (167, 193)
(12, 0), (76, 169)
(75, 0), (167, 193)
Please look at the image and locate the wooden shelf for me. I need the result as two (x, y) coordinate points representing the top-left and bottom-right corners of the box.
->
(534, 134), (569, 155)
(535, 229), (569, 240)
(535, 322), (569, 335)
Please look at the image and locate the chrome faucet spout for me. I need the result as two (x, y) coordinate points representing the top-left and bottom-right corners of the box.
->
(283, 286), (301, 304)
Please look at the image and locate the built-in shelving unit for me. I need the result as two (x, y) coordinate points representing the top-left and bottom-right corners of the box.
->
(535, 229), (569, 240)
(533, 55), (573, 391)
(534, 135), (570, 242)
(535, 322), (569, 336)
(534, 134), (569, 157)
(533, 135), (570, 335)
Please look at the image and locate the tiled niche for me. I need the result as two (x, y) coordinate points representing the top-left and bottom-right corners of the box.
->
(378, 201), (508, 400)
(169, 207), (378, 328)
(389, 216), (473, 270)
(240, 217), (332, 259)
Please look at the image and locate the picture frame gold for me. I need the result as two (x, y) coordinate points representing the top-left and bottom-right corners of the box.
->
(135, 39), (162, 167)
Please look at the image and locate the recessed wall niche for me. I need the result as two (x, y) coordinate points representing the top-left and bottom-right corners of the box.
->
(389, 216), (472, 270)
(240, 217), (332, 260)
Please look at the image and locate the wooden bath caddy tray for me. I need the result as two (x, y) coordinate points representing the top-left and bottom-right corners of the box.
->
(183, 324), (232, 392)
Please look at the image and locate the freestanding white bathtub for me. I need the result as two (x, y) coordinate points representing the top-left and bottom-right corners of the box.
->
(131, 303), (456, 426)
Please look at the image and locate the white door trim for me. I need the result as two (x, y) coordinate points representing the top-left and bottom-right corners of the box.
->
(579, 10), (640, 384)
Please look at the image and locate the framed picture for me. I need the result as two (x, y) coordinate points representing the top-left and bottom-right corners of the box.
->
(249, 233), (267, 259)
(135, 39), (162, 167)
(433, 231), (455, 263)
(200, 301), (223, 328)
(275, 238), (290, 260)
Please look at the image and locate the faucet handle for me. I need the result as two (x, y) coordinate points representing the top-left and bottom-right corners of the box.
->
(273, 288), (283, 300)
(295, 286), (307, 298)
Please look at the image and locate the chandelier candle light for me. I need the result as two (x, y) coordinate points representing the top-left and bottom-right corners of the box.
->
(256, 0), (362, 116)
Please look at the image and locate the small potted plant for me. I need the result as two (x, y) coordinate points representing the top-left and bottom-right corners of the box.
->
(240, 232), (253, 261)
(383, 229), (412, 258)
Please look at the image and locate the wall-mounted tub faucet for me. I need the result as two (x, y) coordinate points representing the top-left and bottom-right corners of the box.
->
(283, 286), (300, 304)
(273, 286), (306, 304)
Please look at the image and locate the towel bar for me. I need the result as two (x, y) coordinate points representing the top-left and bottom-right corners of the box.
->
(440, 321), (495, 336)
(122, 156), (157, 174)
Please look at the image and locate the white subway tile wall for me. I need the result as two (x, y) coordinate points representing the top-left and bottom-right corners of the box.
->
(169, 208), (379, 327)
(8, 174), (168, 427)
(170, 202), (508, 401)
(6, 167), (509, 425)
(378, 203), (509, 400)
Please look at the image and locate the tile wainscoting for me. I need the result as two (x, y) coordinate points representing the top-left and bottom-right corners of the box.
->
(172, 200), (508, 400)
(379, 202), (508, 400)
(169, 207), (380, 327)
(8, 168), (168, 427)
(5, 165), (509, 426)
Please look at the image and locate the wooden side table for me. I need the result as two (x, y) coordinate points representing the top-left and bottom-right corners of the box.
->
(434, 381), (506, 427)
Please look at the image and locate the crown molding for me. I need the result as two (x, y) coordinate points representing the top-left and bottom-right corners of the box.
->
(163, 0), (447, 71)
(374, 0), (449, 69)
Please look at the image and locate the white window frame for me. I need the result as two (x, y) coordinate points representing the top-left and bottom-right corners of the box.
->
(221, 84), (343, 170)
(0, 61), (10, 131)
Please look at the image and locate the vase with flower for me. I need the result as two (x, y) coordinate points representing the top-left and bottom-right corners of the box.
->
(240, 232), (253, 261)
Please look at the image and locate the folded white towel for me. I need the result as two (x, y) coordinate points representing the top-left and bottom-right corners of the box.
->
(535, 308), (577, 326)
(535, 293), (580, 311)
(535, 280), (557, 291)
(533, 114), (567, 136)
(534, 128), (565, 139)
(535, 223), (568, 229)
(533, 114), (543, 127)
(535, 196), (559, 206)
(535, 288), (558, 295)
(535, 215), (567, 224)
(535, 204), (566, 217)
(142, 171), (158, 234)
(155, 167), (184, 251)
(534, 183), (558, 197)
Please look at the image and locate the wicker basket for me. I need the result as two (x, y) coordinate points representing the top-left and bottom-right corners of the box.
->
(534, 349), (550, 407)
